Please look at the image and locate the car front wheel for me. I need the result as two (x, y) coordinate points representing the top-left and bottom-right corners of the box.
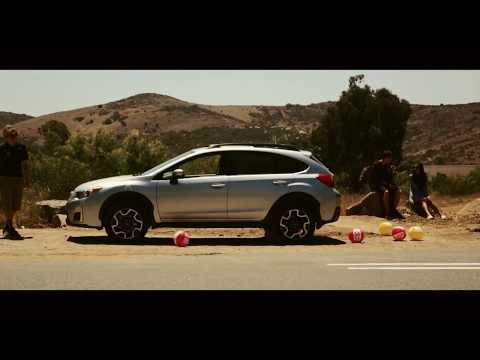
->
(104, 204), (150, 241)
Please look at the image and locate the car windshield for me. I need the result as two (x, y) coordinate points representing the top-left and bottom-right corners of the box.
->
(142, 149), (197, 176)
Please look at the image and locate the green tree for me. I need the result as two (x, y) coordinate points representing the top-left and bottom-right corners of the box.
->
(39, 120), (71, 153)
(30, 153), (91, 199)
(121, 131), (168, 175)
(310, 75), (411, 191)
(62, 131), (124, 179)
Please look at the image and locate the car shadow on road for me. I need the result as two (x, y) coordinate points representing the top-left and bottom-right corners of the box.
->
(67, 235), (346, 246)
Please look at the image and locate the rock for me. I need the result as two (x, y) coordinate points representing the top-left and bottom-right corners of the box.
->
(35, 200), (67, 210)
(52, 214), (67, 228)
(345, 192), (384, 217)
(35, 200), (67, 223)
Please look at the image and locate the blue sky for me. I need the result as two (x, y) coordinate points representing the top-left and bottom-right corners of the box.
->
(1, 70), (479, 116)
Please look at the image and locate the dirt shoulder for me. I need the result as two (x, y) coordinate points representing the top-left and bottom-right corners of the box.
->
(1, 213), (479, 258)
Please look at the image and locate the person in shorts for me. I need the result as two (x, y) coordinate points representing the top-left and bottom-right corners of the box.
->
(0, 125), (31, 240)
(368, 150), (404, 219)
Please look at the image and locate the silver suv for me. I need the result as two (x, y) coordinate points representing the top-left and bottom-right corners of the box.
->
(66, 144), (341, 242)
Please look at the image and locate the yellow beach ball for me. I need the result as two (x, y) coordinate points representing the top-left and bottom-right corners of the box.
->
(378, 221), (393, 236)
(409, 226), (425, 241)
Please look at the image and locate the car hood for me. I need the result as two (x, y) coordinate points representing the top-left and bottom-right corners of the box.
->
(75, 175), (136, 191)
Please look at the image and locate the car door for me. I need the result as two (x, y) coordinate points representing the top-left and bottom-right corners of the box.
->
(156, 152), (228, 221)
(224, 151), (308, 221)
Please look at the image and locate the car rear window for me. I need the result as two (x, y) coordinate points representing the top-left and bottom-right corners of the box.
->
(224, 151), (308, 175)
(276, 155), (309, 173)
(310, 154), (322, 164)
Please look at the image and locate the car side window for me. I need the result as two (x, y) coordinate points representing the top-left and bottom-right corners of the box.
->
(224, 152), (307, 175)
(275, 154), (308, 173)
(223, 152), (276, 175)
(161, 153), (223, 179)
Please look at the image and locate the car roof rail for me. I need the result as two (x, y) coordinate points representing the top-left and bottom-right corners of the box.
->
(207, 143), (300, 151)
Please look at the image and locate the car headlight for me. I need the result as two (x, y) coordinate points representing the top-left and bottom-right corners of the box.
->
(74, 187), (102, 199)
(75, 190), (91, 199)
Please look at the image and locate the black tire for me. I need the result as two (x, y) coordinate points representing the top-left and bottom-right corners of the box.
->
(266, 201), (316, 244)
(104, 202), (151, 241)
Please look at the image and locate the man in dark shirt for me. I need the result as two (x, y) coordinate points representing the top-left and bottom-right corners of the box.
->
(368, 150), (403, 219)
(0, 126), (31, 240)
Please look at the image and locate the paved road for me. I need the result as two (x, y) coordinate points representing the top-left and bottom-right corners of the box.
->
(1, 247), (480, 289)
(1, 218), (479, 290)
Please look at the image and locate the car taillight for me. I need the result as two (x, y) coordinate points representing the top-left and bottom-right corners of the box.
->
(317, 173), (334, 187)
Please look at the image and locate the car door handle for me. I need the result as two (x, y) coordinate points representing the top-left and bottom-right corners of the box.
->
(272, 180), (288, 185)
(210, 183), (226, 189)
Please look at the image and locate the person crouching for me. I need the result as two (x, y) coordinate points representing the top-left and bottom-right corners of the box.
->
(408, 163), (446, 220)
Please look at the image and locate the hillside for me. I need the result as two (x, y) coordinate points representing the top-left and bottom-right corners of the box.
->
(0, 111), (33, 129)
(14, 93), (250, 139)
(403, 103), (480, 165)
(14, 93), (333, 139)
(12, 93), (480, 165)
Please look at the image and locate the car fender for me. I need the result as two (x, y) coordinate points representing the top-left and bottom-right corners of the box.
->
(264, 190), (321, 224)
(95, 185), (157, 225)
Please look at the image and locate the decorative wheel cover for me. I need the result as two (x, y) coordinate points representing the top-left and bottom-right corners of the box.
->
(279, 209), (311, 240)
(111, 208), (144, 240)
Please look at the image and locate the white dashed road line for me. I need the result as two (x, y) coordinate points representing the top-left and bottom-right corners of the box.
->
(328, 263), (480, 266)
(328, 263), (480, 270)
(348, 267), (480, 270)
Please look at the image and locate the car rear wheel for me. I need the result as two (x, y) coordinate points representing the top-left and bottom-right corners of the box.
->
(266, 202), (316, 243)
(104, 203), (150, 241)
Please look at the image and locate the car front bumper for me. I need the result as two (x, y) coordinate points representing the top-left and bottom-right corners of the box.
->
(66, 197), (103, 229)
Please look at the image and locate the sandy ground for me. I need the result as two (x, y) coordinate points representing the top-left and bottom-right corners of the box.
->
(1, 194), (478, 259)
(1, 200), (479, 289)
(1, 213), (479, 259)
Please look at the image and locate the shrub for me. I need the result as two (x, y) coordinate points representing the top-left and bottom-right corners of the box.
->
(15, 188), (52, 228)
(162, 105), (202, 114)
(28, 131), (169, 199)
(39, 120), (71, 154)
(103, 111), (128, 125)
(30, 153), (92, 199)
(332, 172), (354, 193)
(429, 167), (480, 195)
(433, 156), (446, 165)
(121, 132), (168, 175)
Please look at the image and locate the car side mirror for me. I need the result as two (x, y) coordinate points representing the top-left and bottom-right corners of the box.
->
(170, 168), (184, 185)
